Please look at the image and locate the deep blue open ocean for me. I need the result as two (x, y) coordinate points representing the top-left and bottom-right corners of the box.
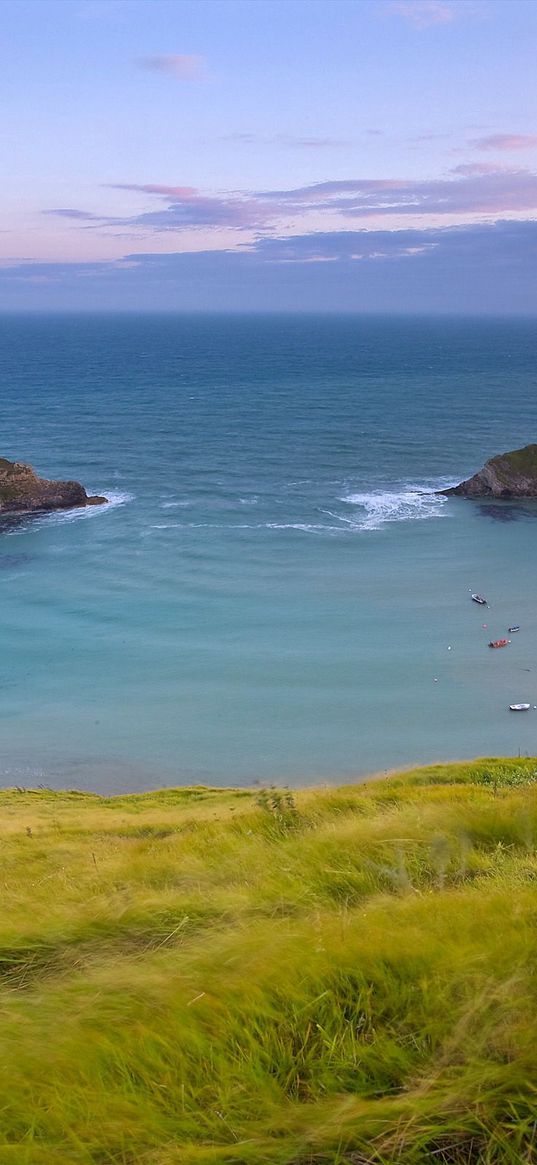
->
(1, 314), (537, 792)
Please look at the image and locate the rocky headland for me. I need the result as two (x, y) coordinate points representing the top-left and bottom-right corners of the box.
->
(0, 458), (107, 514)
(439, 444), (537, 499)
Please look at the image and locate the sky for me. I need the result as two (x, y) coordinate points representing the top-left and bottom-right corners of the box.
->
(2, 0), (537, 312)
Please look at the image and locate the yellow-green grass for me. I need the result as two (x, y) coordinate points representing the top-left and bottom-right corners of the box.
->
(1, 758), (537, 1164)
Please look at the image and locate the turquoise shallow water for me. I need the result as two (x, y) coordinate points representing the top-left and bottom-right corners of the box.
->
(1, 314), (537, 792)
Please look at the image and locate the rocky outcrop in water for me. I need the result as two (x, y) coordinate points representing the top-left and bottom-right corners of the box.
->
(0, 458), (107, 514)
(440, 445), (537, 499)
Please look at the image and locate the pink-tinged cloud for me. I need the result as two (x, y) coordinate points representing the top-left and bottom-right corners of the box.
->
(472, 134), (537, 152)
(46, 167), (537, 238)
(257, 171), (537, 217)
(389, 1), (455, 28)
(138, 54), (204, 79)
(106, 184), (274, 230)
(113, 185), (200, 199)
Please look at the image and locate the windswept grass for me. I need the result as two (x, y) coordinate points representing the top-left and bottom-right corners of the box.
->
(0, 758), (537, 1163)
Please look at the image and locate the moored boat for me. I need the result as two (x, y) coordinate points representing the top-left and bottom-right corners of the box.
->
(509, 703), (530, 711)
(489, 638), (510, 648)
(508, 625), (520, 633)
(471, 593), (487, 605)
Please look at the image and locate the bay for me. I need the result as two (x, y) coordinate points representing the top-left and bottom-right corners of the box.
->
(1, 313), (536, 791)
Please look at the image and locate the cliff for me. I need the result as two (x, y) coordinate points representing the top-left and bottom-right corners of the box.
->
(0, 457), (107, 514)
(440, 444), (537, 498)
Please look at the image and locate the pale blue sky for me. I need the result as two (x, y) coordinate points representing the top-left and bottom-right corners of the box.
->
(2, 0), (537, 309)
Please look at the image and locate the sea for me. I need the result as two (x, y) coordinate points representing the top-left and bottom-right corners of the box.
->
(1, 313), (537, 793)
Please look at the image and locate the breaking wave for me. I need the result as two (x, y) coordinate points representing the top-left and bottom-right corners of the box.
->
(41, 490), (134, 524)
(335, 484), (450, 531)
(1, 491), (134, 536)
(146, 482), (454, 536)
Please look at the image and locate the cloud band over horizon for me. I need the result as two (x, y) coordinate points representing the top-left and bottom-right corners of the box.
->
(2, 219), (537, 314)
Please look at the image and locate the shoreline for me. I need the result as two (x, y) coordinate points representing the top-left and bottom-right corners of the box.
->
(1, 754), (535, 801)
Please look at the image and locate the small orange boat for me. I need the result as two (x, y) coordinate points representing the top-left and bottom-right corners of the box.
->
(489, 638), (510, 649)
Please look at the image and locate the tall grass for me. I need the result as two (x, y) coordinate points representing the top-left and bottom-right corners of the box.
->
(0, 758), (536, 1163)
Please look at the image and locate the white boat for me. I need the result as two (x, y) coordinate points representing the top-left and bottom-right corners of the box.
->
(471, 593), (487, 605)
(509, 703), (530, 711)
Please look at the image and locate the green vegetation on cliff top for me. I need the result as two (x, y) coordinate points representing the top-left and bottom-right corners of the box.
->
(1, 758), (537, 1164)
(490, 443), (537, 479)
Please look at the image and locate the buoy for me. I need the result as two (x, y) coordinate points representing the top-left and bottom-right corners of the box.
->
(447, 646), (452, 651)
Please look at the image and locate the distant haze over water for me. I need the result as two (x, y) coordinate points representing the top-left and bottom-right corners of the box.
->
(1, 314), (537, 792)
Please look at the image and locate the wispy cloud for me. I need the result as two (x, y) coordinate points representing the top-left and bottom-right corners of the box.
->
(44, 167), (537, 239)
(43, 208), (103, 221)
(389, 1), (456, 28)
(221, 133), (348, 150)
(137, 54), (205, 80)
(409, 132), (452, 143)
(471, 133), (537, 152)
(107, 184), (272, 229)
(257, 171), (537, 218)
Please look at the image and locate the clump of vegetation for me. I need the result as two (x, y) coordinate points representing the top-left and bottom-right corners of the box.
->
(0, 758), (536, 1163)
(476, 763), (537, 789)
(256, 785), (301, 830)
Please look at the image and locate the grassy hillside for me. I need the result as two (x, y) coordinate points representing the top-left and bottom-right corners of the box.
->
(1, 759), (537, 1164)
